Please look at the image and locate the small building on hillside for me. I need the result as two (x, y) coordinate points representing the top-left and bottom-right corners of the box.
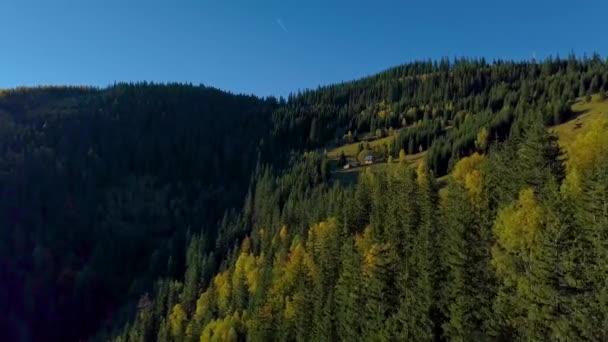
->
(343, 162), (360, 170)
(364, 155), (374, 165)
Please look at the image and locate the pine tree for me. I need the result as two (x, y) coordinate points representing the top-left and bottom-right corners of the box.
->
(309, 118), (321, 145)
(439, 181), (474, 341)
(183, 235), (203, 313)
(232, 270), (249, 312)
(335, 238), (362, 340)
(168, 303), (187, 341)
(572, 159), (608, 340)
(409, 161), (435, 341)
(360, 242), (397, 341)
(491, 188), (560, 340)
(517, 116), (565, 189)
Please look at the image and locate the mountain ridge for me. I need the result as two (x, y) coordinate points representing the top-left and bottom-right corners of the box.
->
(2, 56), (608, 341)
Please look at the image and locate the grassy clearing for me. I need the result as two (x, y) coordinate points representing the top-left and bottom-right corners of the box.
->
(324, 126), (431, 185)
(329, 151), (427, 185)
(326, 134), (397, 159)
(329, 95), (608, 186)
(551, 95), (608, 152)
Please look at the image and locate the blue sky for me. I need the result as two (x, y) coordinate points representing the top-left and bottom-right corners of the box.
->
(1, 0), (607, 97)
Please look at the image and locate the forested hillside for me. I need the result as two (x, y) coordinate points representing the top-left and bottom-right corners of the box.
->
(110, 100), (608, 341)
(0, 84), (279, 341)
(275, 54), (605, 175)
(3, 55), (608, 341)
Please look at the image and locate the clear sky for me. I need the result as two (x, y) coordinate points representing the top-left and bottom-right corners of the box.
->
(1, 0), (607, 97)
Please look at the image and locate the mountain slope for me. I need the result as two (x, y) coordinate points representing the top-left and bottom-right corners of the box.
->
(112, 98), (608, 341)
(552, 94), (608, 149)
(0, 84), (278, 341)
(2, 56), (608, 341)
(105, 57), (608, 341)
(275, 56), (606, 175)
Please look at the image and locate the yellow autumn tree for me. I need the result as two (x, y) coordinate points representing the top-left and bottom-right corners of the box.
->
(306, 219), (339, 262)
(282, 241), (317, 290)
(452, 152), (485, 200)
(279, 225), (288, 241)
(213, 271), (232, 314)
(416, 159), (431, 188)
(200, 312), (241, 342)
(475, 127), (489, 151)
(187, 288), (216, 339)
(563, 116), (608, 193)
(492, 188), (543, 289)
(399, 149), (407, 163)
(233, 251), (259, 295)
(168, 303), (188, 339)
(492, 188), (543, 275)
(355, 226), (375, 255)
(491, 187), (564, 339)
(241, 236), (251, 254)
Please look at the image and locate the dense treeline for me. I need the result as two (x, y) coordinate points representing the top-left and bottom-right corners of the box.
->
(0, 84), (278, 341)
(274, 54), (608, 174)
(113, 109), (608, 341)
(3, 55), (608, 341)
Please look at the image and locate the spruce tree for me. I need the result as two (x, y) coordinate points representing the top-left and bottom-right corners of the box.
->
(335, 238), (362, 340)
(517, 116), (565, 190)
